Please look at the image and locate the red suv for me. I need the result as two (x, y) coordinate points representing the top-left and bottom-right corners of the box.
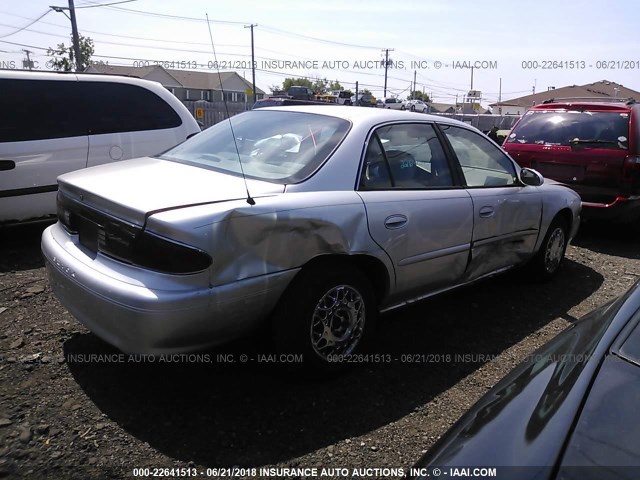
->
(504, 100), (639, 224)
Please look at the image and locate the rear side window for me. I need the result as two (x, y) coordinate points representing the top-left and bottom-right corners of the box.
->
(0, 79), (87, 142)
(359, 123), (454, 189)
(86, 82), (182, 134)
(0, 78), (182, 143)
(506, 110), (630, 150)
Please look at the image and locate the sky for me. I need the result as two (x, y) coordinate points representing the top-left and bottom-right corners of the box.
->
(1, 0), (639, 107)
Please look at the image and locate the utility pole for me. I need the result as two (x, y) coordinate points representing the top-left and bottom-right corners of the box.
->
(68, 0), (83, 71)
(22, 49), (33, 70)
(498, 77), (502, 114)
(382, 48), (394, 97)
(244, 24), (257, 104)
(355, 81), (359, 105)
(413, 70), (416, 99)
(470, 66), (474, 90)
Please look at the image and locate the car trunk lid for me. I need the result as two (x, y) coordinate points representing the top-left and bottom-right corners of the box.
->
(57, 156), (285, 226)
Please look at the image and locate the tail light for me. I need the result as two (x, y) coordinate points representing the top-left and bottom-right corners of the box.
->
(623, 155), (640, 181)
(56, 191), (212, 275)
(126, 231), (212, 274)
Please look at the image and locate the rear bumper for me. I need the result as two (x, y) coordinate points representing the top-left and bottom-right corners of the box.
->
(42, 223), (298, 354)
(581, 196), (640, 223)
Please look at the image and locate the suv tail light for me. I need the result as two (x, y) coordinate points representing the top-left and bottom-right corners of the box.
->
(623, 155), (640, 180)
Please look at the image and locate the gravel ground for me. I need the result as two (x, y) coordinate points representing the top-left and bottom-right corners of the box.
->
(1, 221), (639, 480)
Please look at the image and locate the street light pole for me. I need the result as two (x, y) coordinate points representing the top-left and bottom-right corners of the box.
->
(244, 24), (257, 104)
(68, 0), (83, 71)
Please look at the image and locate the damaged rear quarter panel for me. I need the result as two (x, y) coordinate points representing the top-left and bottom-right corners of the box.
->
(146, 191), (394, 288)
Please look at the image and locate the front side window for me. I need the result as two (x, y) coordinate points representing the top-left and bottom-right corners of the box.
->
(160, 110), (350, 184)
(506, 110), (630, 150)
(441, 124), (517, 187)
(359, 123), (454, 190)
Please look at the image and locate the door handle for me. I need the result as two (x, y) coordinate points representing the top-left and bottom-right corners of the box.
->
(384, 214), (408, 229)
(0, 160), (16, 171)
(479, 206), (495, 218)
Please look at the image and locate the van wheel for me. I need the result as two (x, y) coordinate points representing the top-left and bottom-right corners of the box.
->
(271, 265), (377, 371)
(528, 217), (569, 280)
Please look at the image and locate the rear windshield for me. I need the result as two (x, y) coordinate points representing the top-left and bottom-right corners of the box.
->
(506, 110), (630, 150)
(159, 110), (350, 183)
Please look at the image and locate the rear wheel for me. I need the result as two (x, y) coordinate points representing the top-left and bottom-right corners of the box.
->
(528, 216), (569, 280)
(271, 265), (377, 371)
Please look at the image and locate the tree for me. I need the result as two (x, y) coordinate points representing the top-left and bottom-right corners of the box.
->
(311, 76), (329, 94)
(282, 77), (313, 91)
(362, 89), (372, 95)
(406, 91), (430, 102)
(47, 35), (95, 72)
(328, 80), (343, 91)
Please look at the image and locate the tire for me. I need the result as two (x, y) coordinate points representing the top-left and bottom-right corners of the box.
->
(271, 264), (377, 371)
(401, 105), (406, 110)
(528, 216), (569, 280)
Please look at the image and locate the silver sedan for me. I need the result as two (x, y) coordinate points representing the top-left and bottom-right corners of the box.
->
(42, 106), (581, 369)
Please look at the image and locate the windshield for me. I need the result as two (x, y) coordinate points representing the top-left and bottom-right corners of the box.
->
(506, 110), (629, 150)
(159, 110), (351, 183)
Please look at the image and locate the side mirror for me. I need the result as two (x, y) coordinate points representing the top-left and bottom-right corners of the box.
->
(520, 167), (544, 186)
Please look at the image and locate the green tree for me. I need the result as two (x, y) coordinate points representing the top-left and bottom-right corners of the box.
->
(282, 77), (313, 91)
(362, 89), (372, 95)
(328, 80), (343, 91)
(47, 35), (95, 72)
(406, 91), (430, 102)
(311, 76), (329, 94)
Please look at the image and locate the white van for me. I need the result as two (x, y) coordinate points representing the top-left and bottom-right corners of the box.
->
(0, 71), (200, 224)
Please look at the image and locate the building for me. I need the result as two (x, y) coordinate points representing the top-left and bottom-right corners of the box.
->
(490, 80), (640, 115)
(85, 64), (265, 104)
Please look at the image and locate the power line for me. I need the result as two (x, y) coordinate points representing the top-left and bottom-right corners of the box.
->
(75, 0), (138, 8)
(0, 10), (51, 39)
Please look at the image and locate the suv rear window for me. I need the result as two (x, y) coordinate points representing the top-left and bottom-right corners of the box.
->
(506, 110), (630, 150)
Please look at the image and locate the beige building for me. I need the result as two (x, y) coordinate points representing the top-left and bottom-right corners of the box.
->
(85, 64), (265, 104)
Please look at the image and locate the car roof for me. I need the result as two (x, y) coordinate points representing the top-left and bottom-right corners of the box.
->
(252, 104), (472, 128)
(528, 102), (634, 112)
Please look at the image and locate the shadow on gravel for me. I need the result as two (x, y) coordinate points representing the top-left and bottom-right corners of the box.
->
(573, 221), (640, 260)
(63, 257), (602, 468)
(0, 221), (53, 272)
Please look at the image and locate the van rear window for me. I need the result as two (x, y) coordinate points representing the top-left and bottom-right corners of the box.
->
(506, 110), (630, 150)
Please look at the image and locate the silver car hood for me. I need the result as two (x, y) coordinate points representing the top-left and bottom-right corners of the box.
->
(57, 157), (284, 225)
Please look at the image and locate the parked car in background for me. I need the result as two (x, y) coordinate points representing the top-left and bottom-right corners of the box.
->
(252, 98), (332, 109)
(411, 279), (640, 479)
(352, 93), (376, 107)
(0, 70), (200, 224)
(503, 99), (640, 226)
(330, 90), (353, 105)
(286, 85), (315, 100)
(405, 99), (430, 113)
(43, 106), (580, 370)
(378, 97), (405, 110)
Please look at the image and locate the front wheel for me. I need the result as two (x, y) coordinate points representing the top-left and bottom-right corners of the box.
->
(271, 265), (377, 371)
(528, 217), (569, 280)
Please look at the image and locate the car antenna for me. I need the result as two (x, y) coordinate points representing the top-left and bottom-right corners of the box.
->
(206, 13), (255, 206)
